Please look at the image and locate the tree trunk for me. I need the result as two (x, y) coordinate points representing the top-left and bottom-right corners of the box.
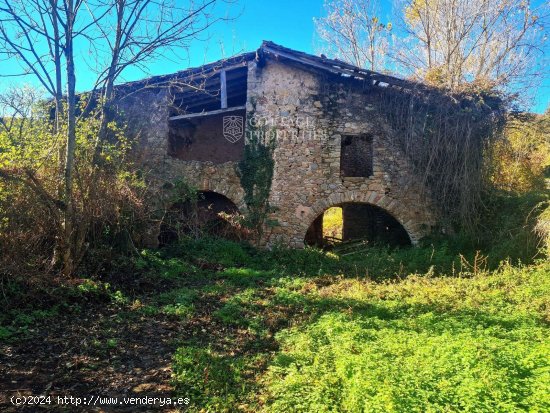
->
(62, 0), (77, 277)
(50, 0), (65, 268)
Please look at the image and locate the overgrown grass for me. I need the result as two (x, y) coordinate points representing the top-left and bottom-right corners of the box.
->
(264, 263), (550, 412)
(1, 191), (548, 412)
(157, 230), (549, 412)
(0, 278), (115, 341)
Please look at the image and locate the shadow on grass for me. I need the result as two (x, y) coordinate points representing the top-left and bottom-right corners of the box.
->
(170, 264), (547, 412)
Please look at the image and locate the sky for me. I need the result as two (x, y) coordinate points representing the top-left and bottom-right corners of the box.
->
(1, 0), (548, 113)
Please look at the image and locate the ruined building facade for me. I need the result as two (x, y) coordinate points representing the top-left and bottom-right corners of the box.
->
(117, 42), (437, 248)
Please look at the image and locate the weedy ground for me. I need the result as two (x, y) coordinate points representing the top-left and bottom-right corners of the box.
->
(1, 234), (548, 412)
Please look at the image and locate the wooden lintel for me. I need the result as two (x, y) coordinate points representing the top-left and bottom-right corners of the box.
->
(220, 69), (227, 109)
(168, 105), (246, 121)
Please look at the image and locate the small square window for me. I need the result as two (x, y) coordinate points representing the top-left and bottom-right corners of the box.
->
(340, 134), (373, 177)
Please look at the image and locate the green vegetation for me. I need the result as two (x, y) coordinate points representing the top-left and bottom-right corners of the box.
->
(323, 206), (343, 239)
(0, 94), (147, 277)
(1, 195), (549, 411)
(491, 111), (550, 193)
(236, 118), (276, 241)
(265, 263), (550, 412)
(159, 232), (548, 412)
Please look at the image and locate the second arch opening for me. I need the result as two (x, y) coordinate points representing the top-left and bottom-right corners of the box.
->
(304, 203), (411, 248)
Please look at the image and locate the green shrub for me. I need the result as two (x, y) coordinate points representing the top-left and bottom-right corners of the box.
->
(479, 191), (549, 265)
(165, 236), (252, 267)
(156, 287), (197, 318)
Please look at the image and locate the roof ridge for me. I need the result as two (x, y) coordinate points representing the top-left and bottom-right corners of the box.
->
(117, 40), (435, 95)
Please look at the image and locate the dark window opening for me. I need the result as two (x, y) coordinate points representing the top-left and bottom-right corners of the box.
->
(340, 134), (373, 177)
(168, 109), (245, 163)
(167, 65), (247, 163)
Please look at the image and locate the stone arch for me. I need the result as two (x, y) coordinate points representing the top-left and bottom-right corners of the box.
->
(193, 181), (246, 213)
(298, 190), (424, 245)
(158, 189), (243, 245)
(196, 191), (240, 216)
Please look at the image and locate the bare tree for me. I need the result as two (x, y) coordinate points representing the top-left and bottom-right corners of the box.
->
(86, 0), (229, 142)
(314, 0), (392, 71)
(0, 0), (232, 275)
(394, 0), (549, 97)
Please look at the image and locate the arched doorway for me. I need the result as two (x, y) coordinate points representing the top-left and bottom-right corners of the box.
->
(304, 202), (411, 247)
(159, 191), (241, 245)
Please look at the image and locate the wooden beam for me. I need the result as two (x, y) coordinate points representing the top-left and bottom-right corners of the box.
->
(220, 69), (227, 109)
(172, 67), (247, 91)
(169, 105), (246, 121)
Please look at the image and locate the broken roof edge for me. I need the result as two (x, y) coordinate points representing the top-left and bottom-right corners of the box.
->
(115, 40), (422, 91)
(116, 51), (256, 91)
(259, 41), (423, 89)
(260, 42), (504, 111)
(113, 40), (502, 112)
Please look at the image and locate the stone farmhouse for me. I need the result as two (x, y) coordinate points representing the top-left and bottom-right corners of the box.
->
(115, 41), (438, 248)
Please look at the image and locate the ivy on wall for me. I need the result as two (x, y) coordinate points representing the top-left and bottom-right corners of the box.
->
(376, 87), (504, 232)
(236, 117), (276, 243)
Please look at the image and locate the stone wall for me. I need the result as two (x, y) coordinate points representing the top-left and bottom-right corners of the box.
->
(247, 60), (437, 247)
(116, 87), (245, 247)
(122, 58), (437, 248)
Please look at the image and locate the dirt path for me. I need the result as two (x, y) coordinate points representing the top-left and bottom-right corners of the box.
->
(0, 303), (183, 412)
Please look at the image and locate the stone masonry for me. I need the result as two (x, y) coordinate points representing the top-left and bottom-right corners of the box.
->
(247, 60), (435, 247)
(118, 44), (438, 248)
